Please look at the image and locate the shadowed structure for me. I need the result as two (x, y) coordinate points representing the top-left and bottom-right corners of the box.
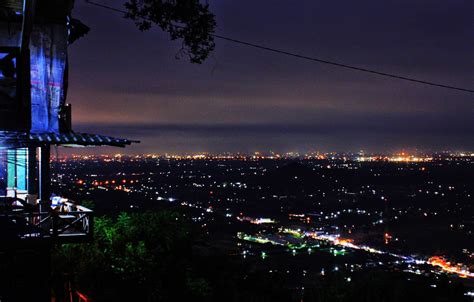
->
(0, 1), (137, 301)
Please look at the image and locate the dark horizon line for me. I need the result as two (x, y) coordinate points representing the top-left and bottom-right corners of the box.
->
(59, 148), (474, 156)
(75, 120), (474, 135)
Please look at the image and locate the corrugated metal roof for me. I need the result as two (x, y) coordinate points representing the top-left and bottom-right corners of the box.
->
(0, 131), (139, 148)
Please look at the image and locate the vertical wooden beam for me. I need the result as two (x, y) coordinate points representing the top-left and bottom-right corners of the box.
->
(20, 0), (36, 51)
(38, 145), (50, 212)
(27, 146), (37, 204)
(19, 0), (36, 131)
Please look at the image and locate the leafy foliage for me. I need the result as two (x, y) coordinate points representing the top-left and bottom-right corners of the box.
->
(124, 0), (216, 63)
(52, 211), (211, 301)
(52, 211), (469, 302)
(78, 199), (95, 210)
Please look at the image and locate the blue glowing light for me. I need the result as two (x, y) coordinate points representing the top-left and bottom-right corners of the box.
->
(30, 25), (68, 133)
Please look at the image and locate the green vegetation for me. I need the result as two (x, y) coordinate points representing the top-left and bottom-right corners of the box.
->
(52, 210), (469, 302)
(52, 211), (211, 301)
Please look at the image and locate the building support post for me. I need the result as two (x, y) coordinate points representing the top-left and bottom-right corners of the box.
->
(27, 146), (37, 204)
(19, 0), (35, 130)
(38, 145), (50, 213)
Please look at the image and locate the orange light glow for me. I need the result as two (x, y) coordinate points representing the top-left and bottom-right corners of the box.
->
(428, 256), (473, 278)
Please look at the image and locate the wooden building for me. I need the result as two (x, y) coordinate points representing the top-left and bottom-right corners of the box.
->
(0, 1), (137, 301)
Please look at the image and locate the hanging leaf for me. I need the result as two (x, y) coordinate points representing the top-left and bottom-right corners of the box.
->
(124, 0), (216, 64)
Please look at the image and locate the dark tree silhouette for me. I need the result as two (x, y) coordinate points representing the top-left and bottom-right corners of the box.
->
(124, 0), (216, 64)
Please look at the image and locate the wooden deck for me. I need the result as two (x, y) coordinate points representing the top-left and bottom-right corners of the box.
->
(0, 201), (93, 244)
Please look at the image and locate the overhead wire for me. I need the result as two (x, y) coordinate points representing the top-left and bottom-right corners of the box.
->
(85, 0), (473, 93)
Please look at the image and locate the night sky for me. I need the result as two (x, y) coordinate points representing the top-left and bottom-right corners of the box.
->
(69, 0), (473, 154)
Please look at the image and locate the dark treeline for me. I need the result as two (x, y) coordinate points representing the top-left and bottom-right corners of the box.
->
(51, 208), (469, 302)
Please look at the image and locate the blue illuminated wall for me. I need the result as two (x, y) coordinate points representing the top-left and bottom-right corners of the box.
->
(7, 150), (15, 189)
(30, 25), (68, 134)
(0, 22), (68, 133)
(16, 149), (27, 191)
(6, 148), (27, 194)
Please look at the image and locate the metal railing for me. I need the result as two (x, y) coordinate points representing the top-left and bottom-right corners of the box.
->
(0, 200), (93, 243)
